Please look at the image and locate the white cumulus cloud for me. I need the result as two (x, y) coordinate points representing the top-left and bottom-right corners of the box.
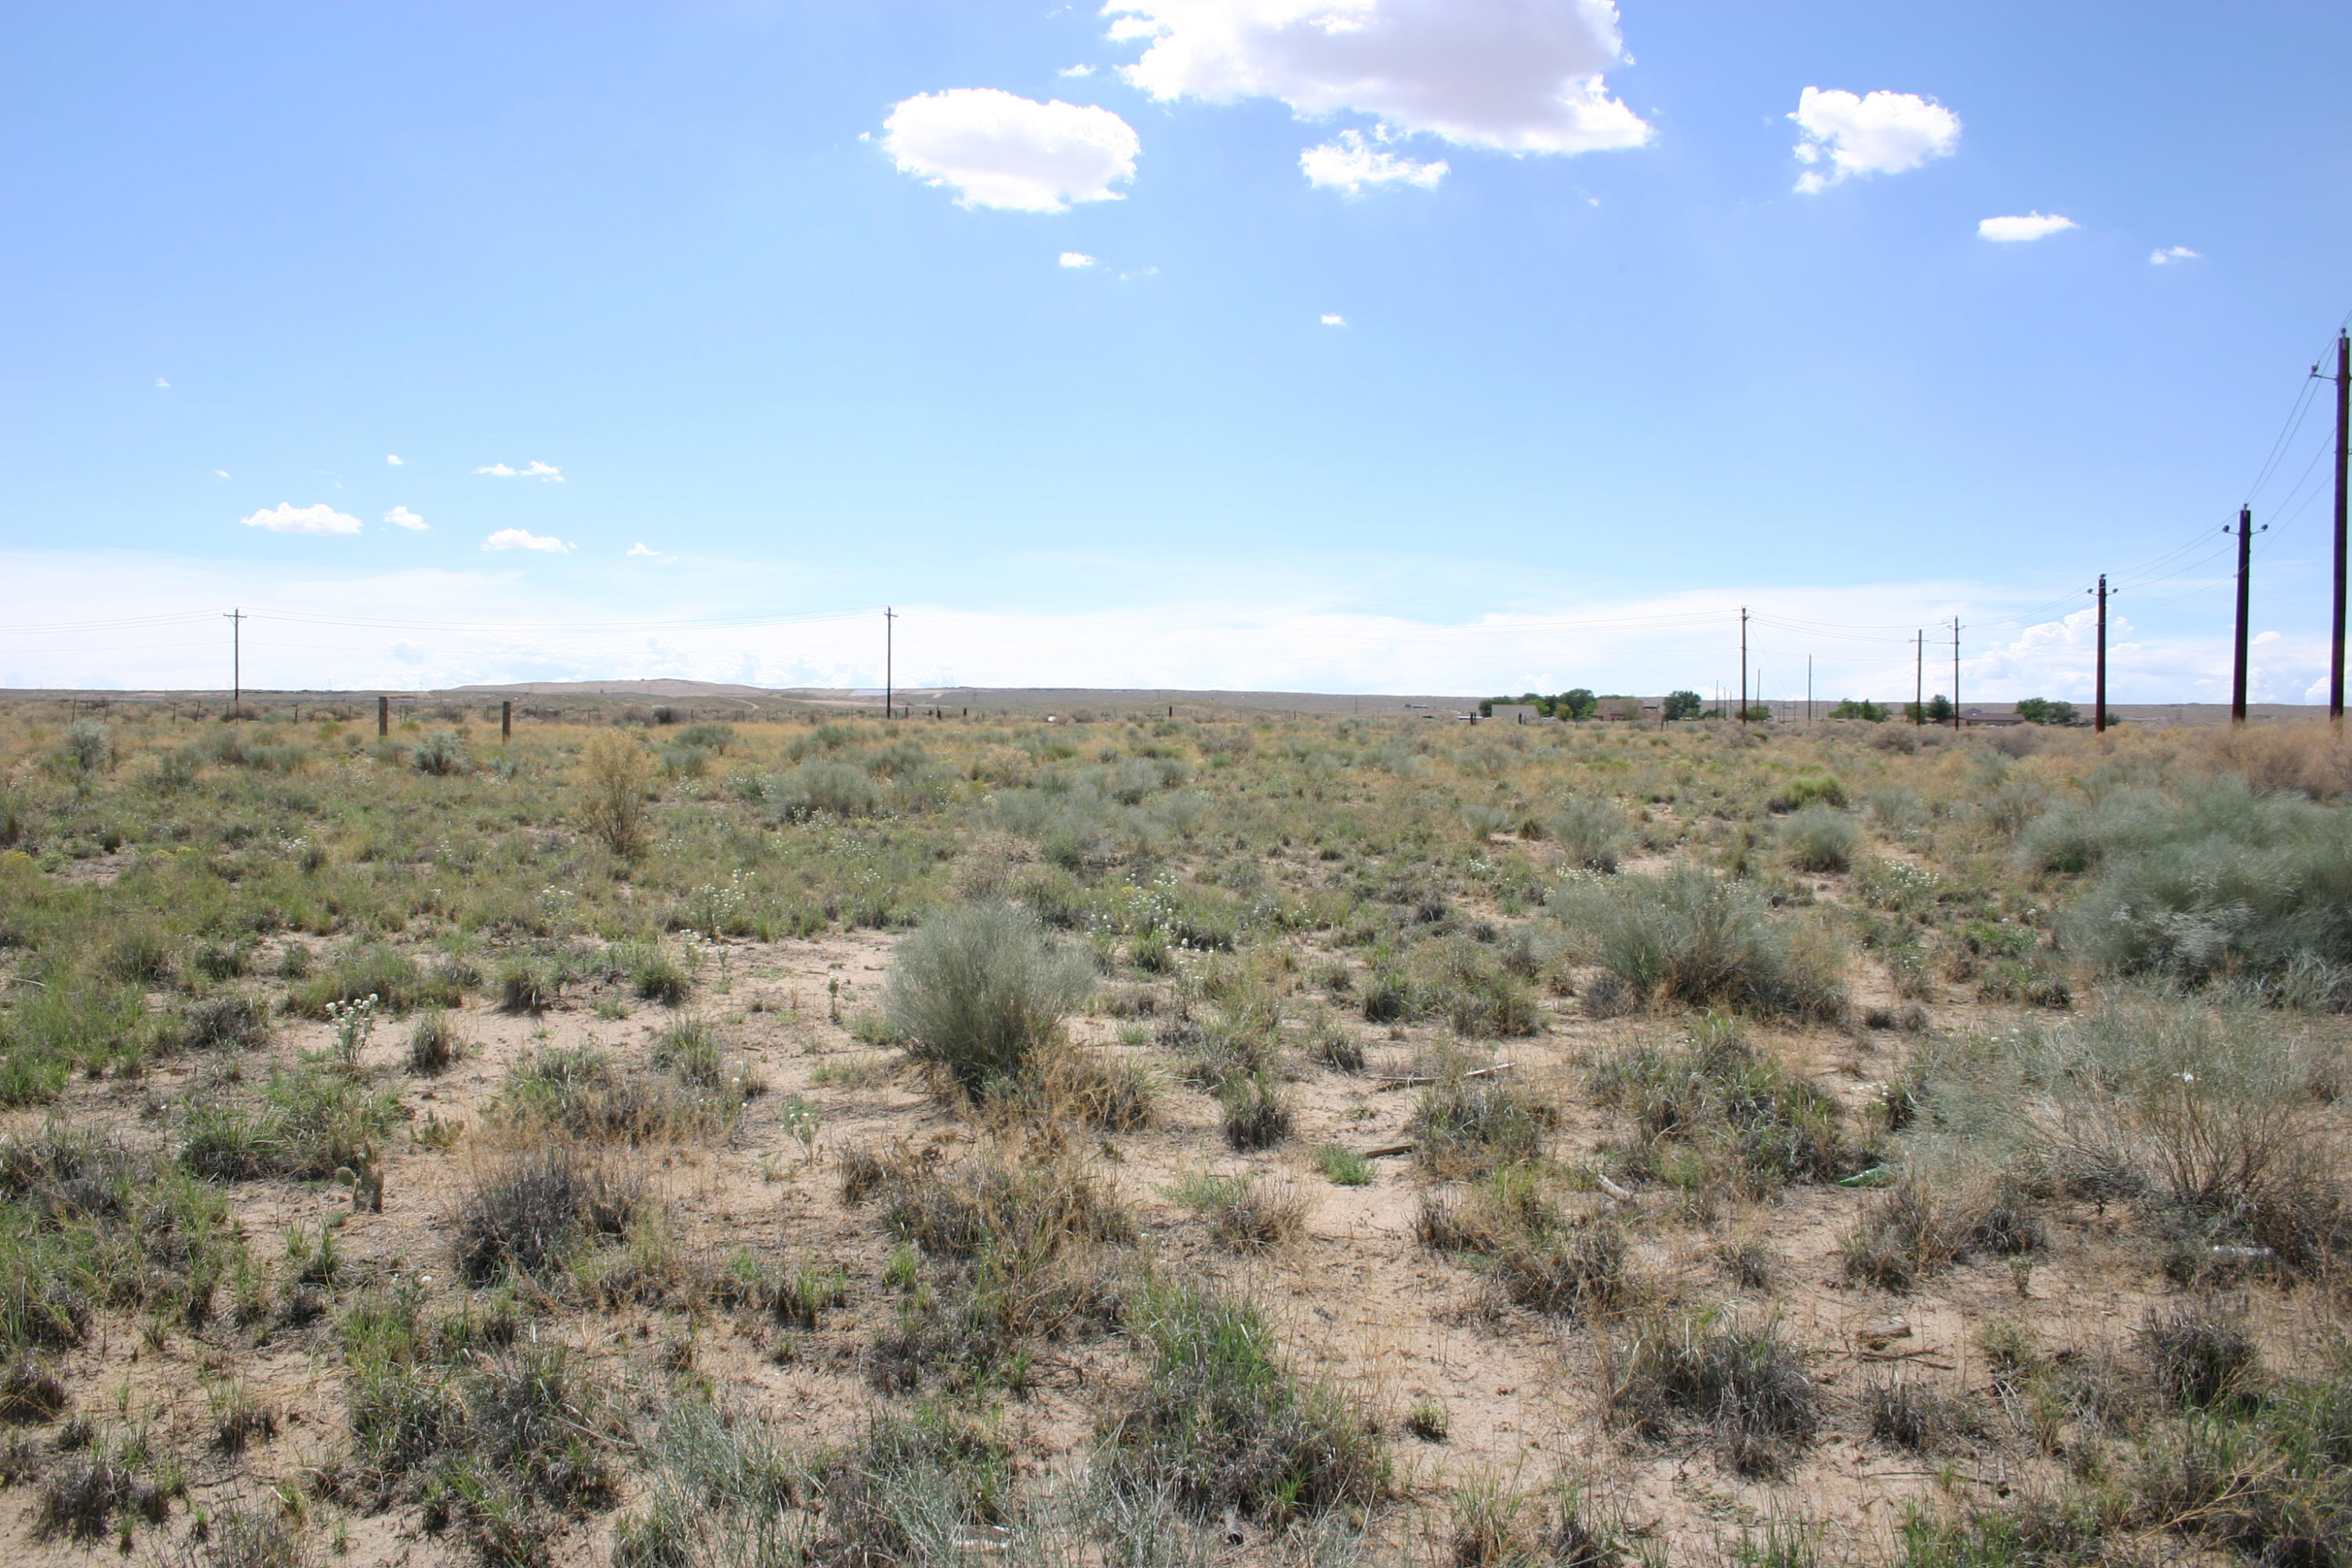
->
(1060, 251), (1097, 267)
(1108, 0), (1648, 155)
(1791, 86), (1960, 193)
(1301, 128), (1446, 193)
(883, 88), (1140, 212)
(385, 454), (405, 466)
(2151, 245), (2201, 266)
(1976, 212), (2076, 242)
(240, 502), (362, 536)
(482, 528), (570, 554)
(383, 506), (427, 531)
(474, 460), (565, 482)
(1320, 313), (1347, 325)
(626, 543), (663, 559)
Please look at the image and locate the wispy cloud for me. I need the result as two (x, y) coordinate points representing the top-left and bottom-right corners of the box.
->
(1059, 251), (1096, 268)
(2150, 245), (2201, 266)
(1300, 130), (1447, 195)
(154, 378), (170, 389)
(474, 460), (565, 481)
(240, 502), (362, 535)
(1320, 314), (1347, 327)
(482, 528), (570, 554)
(383, 506), (427, 531)
(386, 454), (405, 466)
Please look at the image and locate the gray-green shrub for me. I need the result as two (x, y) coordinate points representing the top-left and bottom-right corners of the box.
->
(1777, 806), (1858, 873)
(884, 902), (1093, 1097)
(1554, 866), (1844, 1020)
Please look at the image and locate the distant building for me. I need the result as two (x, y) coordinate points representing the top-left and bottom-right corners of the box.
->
(1595, 699), (1642, 722)
(1487, 704), (1548, 724)
(1961, 706), (2027, 728)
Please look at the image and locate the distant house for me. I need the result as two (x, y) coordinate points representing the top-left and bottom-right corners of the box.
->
(1487, 704), (1548, 724)
(1595, 699), (1642, 722)
(1961, 706), (2027, 728)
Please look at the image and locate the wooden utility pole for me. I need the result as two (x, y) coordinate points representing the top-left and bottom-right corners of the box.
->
(377, 695), (389, 737)
(1806, 655), (1813, 724)
(1950, 619), (1962, 731)
(2330, 330), (2349, 724)
(1913, 630), (1923, 725)
(2231, 506), (2263, 724)
(1738, 607), (1748, 724)
(223, 608), (246, 720)
(501, 699), (512, 742)
(2091, 575), (2111, 733)
(883, 607), (895, 720)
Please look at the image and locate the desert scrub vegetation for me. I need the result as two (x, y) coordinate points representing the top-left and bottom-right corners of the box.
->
(1592, 1013), (1853, 1195)
(4, 700), (2352, 1563)
(883, 900), (1094, 1098)
(1554, 865), (1846, 1020)
(1102, 1276), (1388, 1523)
(1907, 991), (2349, 1276)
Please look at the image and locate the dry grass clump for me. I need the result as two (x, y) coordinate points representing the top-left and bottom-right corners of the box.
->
(1608, 1305), (1817, 1475)
(336, 1287), (622, 1563)
(609, 1401), (802, 1568)
(1840, 1180), (2043, 1292)
(2142, 1301), (2262, 1410)
(1444, 1472), (1631, 1568)
(884, 902), (1094, 1098)
(1862, 1376), (1979, 1453)
(1166, 1171), (1308, 1251)
(499, 1045), (750, 1143)
(1592, 1015), (1849, 1195)
(452, 1148), (641, 1286)
(1102, 1276), (1388, 1523)
(850, 1139), (1133, 1394)
(1554, 866), (1845, 1021)
(1417, 1167), (1640, 1319)
(1218, 1072), (1294, 1151)
(1410, 1058), (1557, 1179)
(405, 1008), (463, 1074)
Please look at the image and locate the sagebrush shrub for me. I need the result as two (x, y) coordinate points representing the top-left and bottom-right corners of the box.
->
(1554, 866), (1844, 1021)
(1548, 797), (1627, 873)
(884, 902), (1093, 1097)
(1777, 805), (1858, 873)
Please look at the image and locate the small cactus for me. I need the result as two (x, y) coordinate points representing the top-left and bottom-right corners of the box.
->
(332, 1144), (385, 1212)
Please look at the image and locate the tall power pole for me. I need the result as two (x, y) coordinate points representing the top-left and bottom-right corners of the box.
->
(2230, 506), (2264, 724)
(883, 606), (896, 721)
(2330, 330), (2349, 724)
(1738, 607), (1748, 724)
(2091, 575), (2111, 733)
(1950, 619), (1962, 731)
(223, 608), (246, 720)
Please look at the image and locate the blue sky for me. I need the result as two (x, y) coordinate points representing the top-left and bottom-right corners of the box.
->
(3, 1), (2348, 701)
